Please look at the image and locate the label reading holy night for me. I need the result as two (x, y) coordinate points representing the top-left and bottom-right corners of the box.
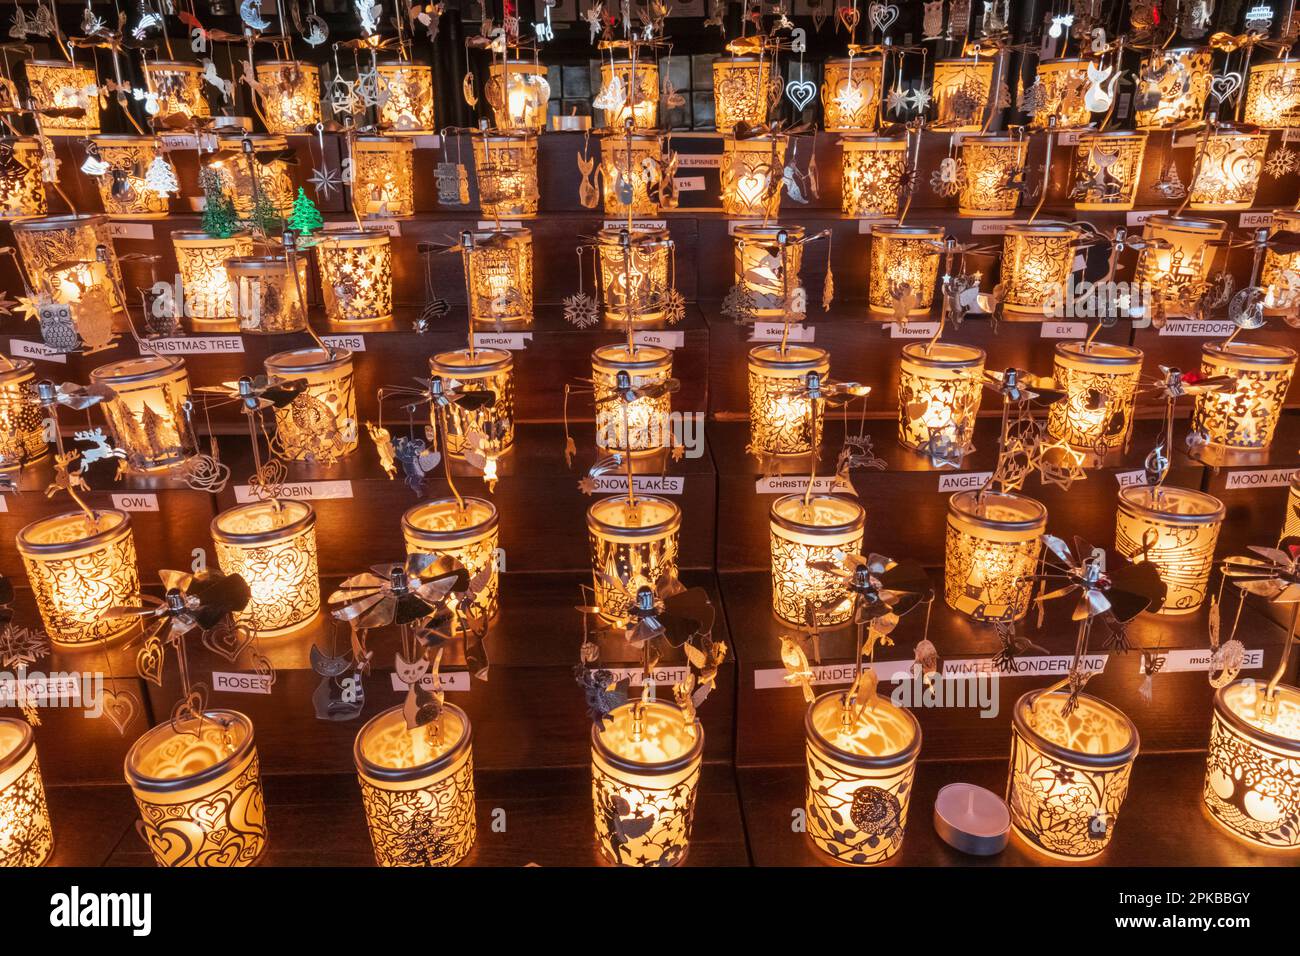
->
(111, 493), (159, 512)
(234, 481), (353, 502)
(941, 654), (1108, 677)
(389, 671), (471, 692)
(1159, 319), (1236, 337)
(145, 336), (245, 355)
(1225, 468), (1299, 489)
(8, 339), (67, 363)
(160, 133), (199, 150)
(632, 330), (684, 349)
(1041, 321), (1087, 339)
(753, 660), (913, 689)
(212, 671), (274, 695)
(937, 472), (994, 492)
(589, 475), (685, 495)
(603, 219), (667, 230)
(599, 665), (691, 686)
(888, 321), (941, 339)
(755, 475), (854, 494)
(750, 322), (813, 342)
(322, 334), (366, 352)
(108, 222), (154, 240)
(471, 332), (532, 350)
(1140, 648), (1265, 674)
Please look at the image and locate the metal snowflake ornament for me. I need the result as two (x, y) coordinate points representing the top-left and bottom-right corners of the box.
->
(563, 292), (599, 328)
(1264, 146), (1298, 179)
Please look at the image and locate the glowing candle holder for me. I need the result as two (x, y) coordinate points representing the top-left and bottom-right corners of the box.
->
(263, 347), (358, 462)
(88, 135), (169, 219)
(1115, 485), (1223, 614)
(592, 700), (702, 867)
(840, 135), (906, 218)
(821, 56), (883, 131)
(1262, 209), (1300, 313)
(600, 131), (661, 216)
(255, 61), (320, 133)
(12, 213), (123, 310)
(1285, 473), (1300, 541)
(207, 134), (295, 217)
(143, 60), (210, 120)
(747, 344), (829, 457)
(1205, 680), (1300, 849)
(732, 223), (805, 319)
(595, 227), (672, 323)
(933, 58), (994, 131)
(721, 135), (786, 218)
(1187, 128), (1269, 211)
(17, 509), (139, 647)
(591, 344), (673, 455)
(24, 59), (100, 133)
(1046, 342), (1144, 463)
(486, 60), (550, 131)
(1244, 60), (1300, 128)
(474, 131), (539, 219)
(225, 256), (309, 334)
(1072, 130), (1148, 210)
(0, 358), (47, 470)
(1191, 343), (1297, 453)
(944, 490), (1045, 622)
(0, 138), (47, 218)
(377, 62), (436, 134)
(587, 495), (680, 624)
(897, 342), (985, 452)
(769, 493), (866, 626)
(354, 703), (476, 866)
(958, 135), (1027, 217)
(600, 59), (659, 129)
(351, 136), (414, 219)
(712, 56), (773, 131)
(428, 348), (515, 456)
(805, 691), (921, 864)
(172, 230), (253, 321)
(212, 499), (320, 635)
(1030, 58), (1091, 128)
(402, 497), (501, 621)
(89, 356), (195, 472)
(317, 230), (393, 323)
(464, 228), (533, 324)
(1137, 214), (1226, 308)
(868, 224), (943, 316)
(1135, 47), (1213, 128)
(0, 718), (53, 867)
(125, 710), (267, 867)
(1000, 222), (1080, 315)
(1007, 690), (1138, 860)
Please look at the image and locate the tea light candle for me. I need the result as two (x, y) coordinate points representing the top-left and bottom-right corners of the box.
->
(402, 496), (502, 622)
(0, 358), (48, 470)
(1030, 58), (1092, 128)
(869, 224), (944, 316)
(211, 499), (320, 636)
(732, 224), (805, 319)
(1244, 60), (1300, 128)
(173, 230), (253, 321)
(263, 346), (358, 463)
(805, 691), (921, 865)
(821, 57), (883, 131)
(1205, 680), (1300, 849)
(591, 700), (702, 867)
(600, 59), (659, 129)
(1137, 214), (1227, 309)
(769, 493), (866, 627)
(125, 710), (268, 867)
(600, 131), (662, 216)
(206, 134), (295, 218)
(255, 61), (320, 133)
(1192, 343), (1297, 453)
(747, 344), (830, 457)
(1000, 222), (1080, 316)
(18, 509), (140, 647)
(1007, 689), (1139, 860)
(354, 703), (477, 866)
(933, 783), (1010, 856)
(587, 495), (681, 624)
(142, 60), (210, 120)
(89, 355), (196, 472)
(712, 56), (773, 131)
(486, 60), (550, 131)
(464, 228), (534, 325)
(591, 344), (674, 455)
(1115, 485), (1224, 614)
(595, 227), (672, 323)
(428, 347), (516, 457)
(897, 342), (985, 452)
(0, 718), (54, 867)
(12, 214), (123, 310)
(945, 490), (1046, 623)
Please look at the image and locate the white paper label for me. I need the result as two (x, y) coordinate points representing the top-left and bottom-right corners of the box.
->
(1159, 319), (1236, 337)
(1041, 321), (1087, 339)
(0, 497), (7, 513)
(1056, 130), (1083, 145)
(633, 330), (684, 349)
(599, 666), (691, 686)
(472, 332), (532, 350)
(160, 133), (199, 150)
(971, 219), (1026, 235)
(322, 334), (365, 352)
(1173, 133), (1199, 149)
(111, 493), (159, 512)
(1225, 467), (1300, 490)
(589, 475), (686, 495)
(1240, 211), (1274, 228)
(753, 660), (914, 689)
(1115, 469), (1148, 488)
(234, 481), (354, 502)
(1140, 648), (1264, 674)
(677, 154), (723, 168)
(477, 220), (523, 230)
(603, 219), (667, 230)
(750, 322), (813, 342)
(0, 675), (83, 704)
(673, 176), (705, 192)
(326, 218), (400, 237)
(8, 339), (67, 363)
(940, 654), (1108, 677)
(145, 336), (245, 354)
(755, 475), (855, 494)
(108, 222), (153, 240)
(1126, 209), (1167, 227)
(1284, 128), (1300, 143)
(856, 217), (894, 233)
(389, 671), (471, 692)
(937, 472), (994, 492)
(413, 134), (441, 149)
(212, 671), (275, 695)
(888, 321), (941, 339)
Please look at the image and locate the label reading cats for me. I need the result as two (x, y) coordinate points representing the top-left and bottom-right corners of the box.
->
(389, 671), (471, 692)
(632, 330), (684, 349)
(234, 481), (354, 502)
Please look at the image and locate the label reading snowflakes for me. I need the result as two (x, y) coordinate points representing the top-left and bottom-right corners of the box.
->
(588, 475), (685, 495)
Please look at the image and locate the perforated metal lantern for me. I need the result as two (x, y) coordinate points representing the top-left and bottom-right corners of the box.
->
(1046, 342), (1144, 462)
(403, 496), (501, 622)
(352, 136), (414, 219)
(0, 138), (47, 218)
(87, 135), (169, 219)
(958, 135), (1027, 217)
(0, 358), (47, 470)
(255, 60), (321, 133)
(897, 342), (985, 452)
(125, 710), (268, 867)
(1029, 58), (1091, 128)
(12, 213), (124, 310)
(587, 495), (681, 624)
(225, 255), (309, 334)
(24, 59), (100, 133)
(173, 230), (253, 321)
(1191, 342), (1297, 453)
(747, 344), (829, 457)
(211, 499), (321, 636)
(595, 227), (672, 323)
(1000, 222), (1080, 315)
(1135, 46), (1213, 128)
(840, 135), (906, 219)
(1263, 209), (1300, 314)
(600, 131), (662, 216)
(428, 347), (516, 458)
(355, 703), (476, 866)
(721, 134), (786, 218)
(732, 223), (805, 319)
(1007, 690), (1138, 860)
(143, 60), (210, 120)
(1115, 485), (1224, 614)
(377, 62), (436, 134)
(474, 131), (539, 219)
(486, 59), (550, 131)
(1136, 214), (1226, 308)
(869, 224), (943, 316)
(712, 56), (774, 131)
(206, 134), (295, 218)
(463, 228), (534, 325)
(89, 355), (196, 472)
(769, 493), (866, 627)
(0, 718), (53, 867)
(591, 343), (674, 455)
(1072, 130), (1147, 211)
(599, 59), (659, 129)
(821, 56), (883, 131)
(1244, 60), (1300, 128)
(317, 230), (393, 323)
(263, 347), (357, 463)
(932, 57), (994, 131)
(1187, 127), (1269, 211)
(944, 490), (1045, 622)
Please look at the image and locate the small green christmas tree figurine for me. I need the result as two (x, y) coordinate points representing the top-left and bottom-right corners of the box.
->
(199, 169), (238, 239)
(246, 191), (282, 238)
(287, 187), (324, 234)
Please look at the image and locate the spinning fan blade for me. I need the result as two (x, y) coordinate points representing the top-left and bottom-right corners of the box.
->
(191, 573), (253, 628)
(661, 587), (715, 647)
(1107, 560), (1167, 619)
(263, 378), (308, 407)
(452, 390), (497, 411)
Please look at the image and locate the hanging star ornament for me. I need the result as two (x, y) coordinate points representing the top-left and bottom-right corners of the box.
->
(309, 164), (342, 199)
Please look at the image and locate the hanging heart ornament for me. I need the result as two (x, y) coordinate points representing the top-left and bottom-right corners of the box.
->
(786, 78), (817, 112)
(869, 3), (898, 33)
(1210, 72), (1242, 106)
